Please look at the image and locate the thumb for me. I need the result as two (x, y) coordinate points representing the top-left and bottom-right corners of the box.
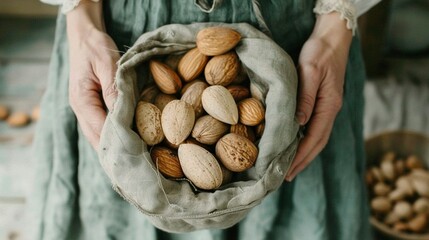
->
(295, 64), (320, 125)
(97, 54), (120, 112)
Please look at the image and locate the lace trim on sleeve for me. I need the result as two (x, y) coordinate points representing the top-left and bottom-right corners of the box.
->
(62, 0), (100, 13)
(313, 0), (357, 35)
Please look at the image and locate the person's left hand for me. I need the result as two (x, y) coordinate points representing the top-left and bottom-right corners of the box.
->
(285, 12), (353, 182)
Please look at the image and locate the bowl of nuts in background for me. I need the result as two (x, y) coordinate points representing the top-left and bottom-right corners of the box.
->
(366, 130), (429, 239)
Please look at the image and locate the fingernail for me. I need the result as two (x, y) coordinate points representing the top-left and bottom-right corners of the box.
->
(296, 112), (306, 125)
(285, 176), (294, 182)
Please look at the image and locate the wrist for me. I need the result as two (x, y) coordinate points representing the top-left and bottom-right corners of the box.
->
(66, 0), (105, 43)
(311, 12), (352, 51)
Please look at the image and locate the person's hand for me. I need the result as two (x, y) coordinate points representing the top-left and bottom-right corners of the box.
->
(286, 12), (353, 181)
(67, 1), (120, 149)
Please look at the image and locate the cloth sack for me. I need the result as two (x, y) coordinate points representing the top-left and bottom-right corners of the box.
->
(98, 22), (300, 233)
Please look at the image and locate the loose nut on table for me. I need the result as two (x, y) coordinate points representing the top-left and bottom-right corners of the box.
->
(0, 105), (10, 120)
(7, 112), (30, 127)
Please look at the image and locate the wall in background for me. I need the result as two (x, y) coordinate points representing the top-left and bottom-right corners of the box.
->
(0, 0), (57, 17)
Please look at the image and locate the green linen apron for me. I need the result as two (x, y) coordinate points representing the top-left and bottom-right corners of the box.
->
(29, 0), (371, 239)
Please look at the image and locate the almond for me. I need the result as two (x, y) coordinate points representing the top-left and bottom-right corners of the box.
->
(250, 83), (264, 103)
(163, 137), (212, 152)
(238, 98), (265, 126)
(201, 85), (238, 125)
(164, 53), (184, 71)
(196, 27), (241, 56)
(216, 133), (258, 172)
(178, 143), (223, 190)
(180, 81), (208, 117)
(227, 85), (250, 102)
(230, 123), (256, 142)
(135, 101), (164, 146)
(220, 163), (233, 185)
(255, 122), (265, 138)
(183, 137), (213, 152)
(406, 155), (424, 169)
(154, 93), (177, 112)
(205, 51), (239, 86)
(161, 100), (195, 145)
(178, 48), (209, 82)
(7, 112), (30, 127)
(408, 214), (428, 233)
(181, 79), (205, 95)
(393, 222), (408, 232)
(150, 146), (184, 178)
(140, 85), (160, 103)
(371, 197), (392, 213)
(150, 60), (182, 94)
(413, 198), (429, 214)
(231, 62), (248, 84)
(0, 105), (9, 120)
(163, 138), (179, 150)
(192, 115), (229, 145)
(393, 201), (412, 219)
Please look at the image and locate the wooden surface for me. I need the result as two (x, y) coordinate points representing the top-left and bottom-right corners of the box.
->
(0, 17), (55, 240)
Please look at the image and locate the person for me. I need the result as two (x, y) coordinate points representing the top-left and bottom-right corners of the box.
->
(30, 0), (380, 239)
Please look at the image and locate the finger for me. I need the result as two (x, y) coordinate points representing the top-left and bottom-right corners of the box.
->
(70, 80), (107, 149)
(286, 96), (340, 181)
(76, 94), (106, 149)
(286, 114), (331, 181)
(285, 128), (331, 182)
(96, 52), (120, 112)
(295, 64), (321, 125)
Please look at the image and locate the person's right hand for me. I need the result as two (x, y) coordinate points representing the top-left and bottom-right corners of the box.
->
(67, 1), (120, 149)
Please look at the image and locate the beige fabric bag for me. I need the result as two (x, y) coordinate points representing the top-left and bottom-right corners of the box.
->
(98, 22), (300, 233)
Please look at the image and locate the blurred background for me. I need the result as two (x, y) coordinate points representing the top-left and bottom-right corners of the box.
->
(0, 1), (56, 240)
(0, 0), (428, 239)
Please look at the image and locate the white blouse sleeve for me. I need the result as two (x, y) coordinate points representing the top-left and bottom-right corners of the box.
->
(314, 0), (381, 34)
(40, 0), (100, 13)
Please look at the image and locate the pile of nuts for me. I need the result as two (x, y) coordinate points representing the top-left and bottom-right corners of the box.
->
(367, 152), (429, 233)
(0, 104), (39, 127)
(134, 27), (265, 191)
